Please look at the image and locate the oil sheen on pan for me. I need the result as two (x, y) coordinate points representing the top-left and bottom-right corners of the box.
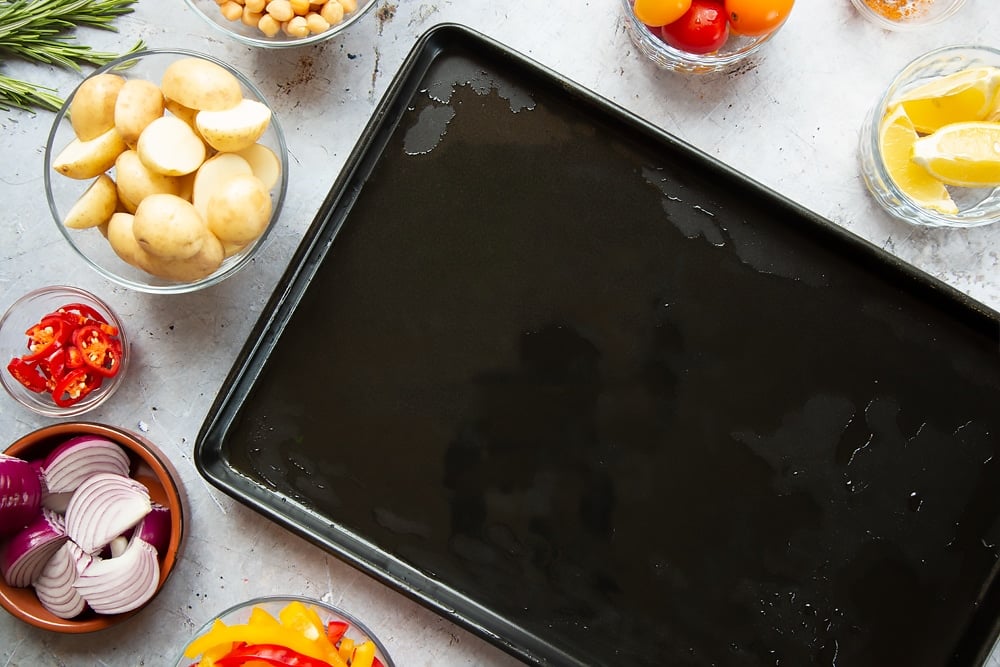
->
(209, 35), (1000, 667)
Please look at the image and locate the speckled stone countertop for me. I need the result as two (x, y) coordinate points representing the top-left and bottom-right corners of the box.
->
(1, 1), (998, 665)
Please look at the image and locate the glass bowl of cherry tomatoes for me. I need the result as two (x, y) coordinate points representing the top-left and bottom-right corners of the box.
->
(622, 0), (795, 74)
(0, 285), (129, 417)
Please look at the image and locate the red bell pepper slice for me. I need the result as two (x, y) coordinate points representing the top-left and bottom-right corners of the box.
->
(73, 324), (121, 377)
(326, 620), (348, 644)
(6, 358), (47, 393)
(214, 644), (336, 667)
(52, 368), (102, 407)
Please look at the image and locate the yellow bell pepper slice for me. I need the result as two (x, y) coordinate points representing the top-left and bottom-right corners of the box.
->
(351, 640), (376, 667)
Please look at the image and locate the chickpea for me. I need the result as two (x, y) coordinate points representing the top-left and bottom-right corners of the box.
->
(337, 0), (356, 13)
(265, 0), (294, 22)
(242, 7), (264, 25)
(283, 15), (309, 37)
(257, 13), (281, 36)
(290, 0), (310, 15)
(319, 0), (342, 24)
(305, 11), (330, 33)
(219, 1), (243, 20)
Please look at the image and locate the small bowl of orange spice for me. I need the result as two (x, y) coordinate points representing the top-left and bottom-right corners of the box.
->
(850, 0), (966, 30)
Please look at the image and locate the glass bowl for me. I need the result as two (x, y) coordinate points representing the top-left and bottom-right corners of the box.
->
(44, 49), (289, 294)
(183, 0), (378, 49)
(621, 0), (792, 74)
(858, 44), (1000, 228)
(850, 0), (966, 31)
(174, 595), (395, 666)
(0, 421), (186, 633)
(0, 285), (130, 417)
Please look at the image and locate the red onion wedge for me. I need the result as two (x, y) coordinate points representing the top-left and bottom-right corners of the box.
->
(64, 473), (151, 554)
(74, 536), (160, 615)
(0, 454), (44, 539)
(34, 541), (91, 619)
(41, 436), (130, 504)
(0, 508), (67, 587)
(133, 503), (171, 555)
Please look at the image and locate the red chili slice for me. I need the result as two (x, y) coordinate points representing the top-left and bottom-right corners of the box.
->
(22, 316), (70, 361)
(58, 302), (109, 326)
(6, 358), (47, 393)
(51, 368), (102, 407)
(73, 324), (120, 377)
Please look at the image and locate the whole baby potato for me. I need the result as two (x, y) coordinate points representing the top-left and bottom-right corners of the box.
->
(114, 78), (165, 148)
(52, 126), (127, 180)
(115, 149), (185, 213)
(191, 152), (253, 218)
(132, 193), (207, 260)
(107, 211), (152, 269)
(70, 73), (125, 141)
(63, 173), (118, 229)
(206, 174), (272, 245)
(161, 58), (243, 112)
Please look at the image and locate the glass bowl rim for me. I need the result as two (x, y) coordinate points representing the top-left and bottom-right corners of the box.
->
(0, 284), (131, 417)
(849, 0), (968, 31)
(620, 0), (780, 72)
(176, 594), (395, 666)
(182, 0), (380, 49)
(43, 47), (290, 295)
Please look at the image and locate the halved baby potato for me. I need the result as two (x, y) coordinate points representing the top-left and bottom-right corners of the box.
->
(234, 143), (282, 190)
(196, 99), (272, 153)
(136, 116), (207, 176)
(52, 126), (127, 179)
(63, 173), (118, 229)
(191, 152), (253, 218)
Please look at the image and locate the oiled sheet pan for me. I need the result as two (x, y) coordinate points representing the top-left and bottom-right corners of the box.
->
(196, 24), (1000, 667)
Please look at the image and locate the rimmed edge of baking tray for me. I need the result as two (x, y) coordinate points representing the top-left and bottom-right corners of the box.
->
(195, 23), (1000, 666)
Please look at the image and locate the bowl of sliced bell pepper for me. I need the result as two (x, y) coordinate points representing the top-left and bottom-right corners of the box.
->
(0, 285), (129, 417)
(176, 595), (395, 667)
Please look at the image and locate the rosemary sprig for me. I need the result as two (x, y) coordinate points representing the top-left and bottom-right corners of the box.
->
(0, 0), (142, 111)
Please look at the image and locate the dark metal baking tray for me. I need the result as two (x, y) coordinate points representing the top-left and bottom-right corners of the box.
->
(196, 24), (1000, 667)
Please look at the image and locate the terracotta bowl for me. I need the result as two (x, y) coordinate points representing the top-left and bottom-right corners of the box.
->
(0, 422), (186, 632)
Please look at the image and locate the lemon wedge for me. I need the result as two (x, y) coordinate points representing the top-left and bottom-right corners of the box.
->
(911, 121), (1000, 188)
(878, 105), (958, 214)
(892, 66), (1000, 134)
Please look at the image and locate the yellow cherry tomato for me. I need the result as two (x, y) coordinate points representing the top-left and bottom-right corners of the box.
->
(633, 0), (693, 27)
(724, 0), (794, 36)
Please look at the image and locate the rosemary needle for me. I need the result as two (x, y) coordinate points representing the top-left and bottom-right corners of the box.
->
(0, 0), (142, 111)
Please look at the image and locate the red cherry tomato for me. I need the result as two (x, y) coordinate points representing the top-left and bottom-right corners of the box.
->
(724, 0), (794, 37)
(660, 0), (729, 55)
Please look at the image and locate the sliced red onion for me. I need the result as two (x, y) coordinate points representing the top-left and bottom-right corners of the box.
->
(0, 454), (44, 539)
(41, 436), (130, 496)
(133, 503), (171, 555)
(34, 541), (91, 619)
(0, 508), (67, 587)
(64, 473), (151, 554)
(74, 537), (160, 614)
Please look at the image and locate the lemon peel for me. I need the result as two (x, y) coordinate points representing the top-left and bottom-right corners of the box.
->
(878, 105), (958, 214)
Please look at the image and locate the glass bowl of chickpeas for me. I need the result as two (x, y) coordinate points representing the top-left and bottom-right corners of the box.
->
(183, 0), (378, 47)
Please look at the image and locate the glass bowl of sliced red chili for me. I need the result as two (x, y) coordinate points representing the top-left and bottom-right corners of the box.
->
(0, 285), (129, 417)
(176, 595), (395, 667)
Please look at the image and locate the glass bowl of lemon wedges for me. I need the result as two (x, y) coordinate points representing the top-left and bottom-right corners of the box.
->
(859, 44), (1000, 228)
